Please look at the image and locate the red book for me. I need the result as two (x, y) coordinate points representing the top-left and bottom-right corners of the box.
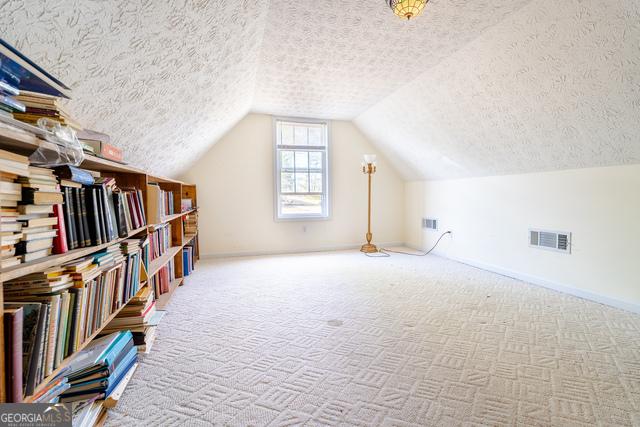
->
(51, 203), (68, 254)
(128, 192), (141, 228)
(100, 143), (123, 162)
(4, 307), (24, 403)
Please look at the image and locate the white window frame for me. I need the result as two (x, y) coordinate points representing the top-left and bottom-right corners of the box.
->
(273, 117), (331, 221)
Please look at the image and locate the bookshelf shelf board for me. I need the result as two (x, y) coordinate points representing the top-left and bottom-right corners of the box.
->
(156, 278), (183, 310)
(0, 226), (147, 282)
(183, 232), (198, 243)
(147, 246), (182, 278)
(23, 284), (148, 402)
(81, 154), (146, 175)
(150, 209), (196, 226)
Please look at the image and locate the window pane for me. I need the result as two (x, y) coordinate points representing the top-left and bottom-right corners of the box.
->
(280, 194), (323, 215)
(308, 127), (323, 145)
(281, 124), (293, 145)
(294, 151), (308, 170)
(294, 126), (308, 145)
(281, 173), (295, 193)
(295, 173), (309, 192)
(280, 150), (294, 169)
(309, 151), (322, 170)
(310, 173), (323, 193)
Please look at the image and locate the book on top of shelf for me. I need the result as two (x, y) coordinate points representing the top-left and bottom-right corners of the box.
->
(54, 166), (95, 186)
(0, 38), (72, 98)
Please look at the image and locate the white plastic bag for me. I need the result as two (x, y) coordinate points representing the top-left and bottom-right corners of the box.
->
(28, 118), (84, 167)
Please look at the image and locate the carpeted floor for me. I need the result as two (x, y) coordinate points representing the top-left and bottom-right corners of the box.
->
(106, 251), (640, 426)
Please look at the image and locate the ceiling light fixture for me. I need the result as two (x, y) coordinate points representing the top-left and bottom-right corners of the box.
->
(388, 0), (428, 20)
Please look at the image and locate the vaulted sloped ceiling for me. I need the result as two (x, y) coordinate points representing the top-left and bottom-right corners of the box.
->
(252, 0), (532, 120)
(355, 0), (640, 180)
(1, 0), (639, 179)
(1, 0), (271, 177)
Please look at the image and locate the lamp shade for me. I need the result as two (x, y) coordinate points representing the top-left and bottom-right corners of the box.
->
(388, 0), (428, 20)
(363, 154), (377, 164)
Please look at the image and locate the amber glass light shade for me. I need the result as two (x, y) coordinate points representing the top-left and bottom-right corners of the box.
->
(388, 0), (428, 20)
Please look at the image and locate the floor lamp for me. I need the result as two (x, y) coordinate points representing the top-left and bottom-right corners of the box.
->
(361, 154), (378, 253)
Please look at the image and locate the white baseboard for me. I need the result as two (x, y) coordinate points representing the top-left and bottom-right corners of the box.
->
(202, 242), (405, 259)
(424, 249), (640, 314)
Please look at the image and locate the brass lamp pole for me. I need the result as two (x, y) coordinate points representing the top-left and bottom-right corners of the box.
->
(361, 154), (378, 253)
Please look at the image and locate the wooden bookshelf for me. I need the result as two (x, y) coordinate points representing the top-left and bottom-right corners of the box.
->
(0, 226), (147, 282)
(0, 121), (200, 406)
(147, 246), (182, 278)
(156, 278), (183, 310)
(24, 283), (148, 403)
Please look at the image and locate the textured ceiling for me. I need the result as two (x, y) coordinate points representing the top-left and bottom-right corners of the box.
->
(252, 0), (532, 120)
(1, 0), (639, 179)
(1, 0), (270, 177)
(355, 0), (640, 179)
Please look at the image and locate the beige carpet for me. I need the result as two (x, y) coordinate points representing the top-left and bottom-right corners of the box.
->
(106, 251), (640, 426)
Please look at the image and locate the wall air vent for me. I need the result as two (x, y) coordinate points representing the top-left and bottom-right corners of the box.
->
(529, 229), (571, 254)
(422, 218), (438, 230)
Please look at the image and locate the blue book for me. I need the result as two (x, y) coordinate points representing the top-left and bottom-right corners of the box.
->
(61, 346), (137, 398)
(54, 165), (95, 186)
(0, 38), (71, 98)
(66, 331), (133, 380)
(183, 250), (189, 276)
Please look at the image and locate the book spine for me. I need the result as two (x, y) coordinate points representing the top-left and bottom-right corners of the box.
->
(73, 188), (85, 248)
(3, 308), (24, 402)
(89, 188), (102, 246)
(96, 187), (108, 242)
(64, 292), (75, 358)
(51, 202), (68, 254)
(65, 187), (78, 250)
(45, 296), (60, 376)
(26, 303), (48, 395)
(80, 188), (91, 247)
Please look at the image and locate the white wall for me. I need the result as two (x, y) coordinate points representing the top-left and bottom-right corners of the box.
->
(182, 113), (405, 256)
(406, 165), (640, 312)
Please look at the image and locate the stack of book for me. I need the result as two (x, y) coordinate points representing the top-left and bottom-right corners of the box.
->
(0, 149), (29, 268)
(183, 212), (197, 236)
(93, 244), (124, 270)
(76, 129), (124, 163)
(148, 223), (171, 263)
(151, 259), (175, 298)
(16, 166), (63, 262)
(183, 245), (195, 277)
(60, 331), (138, 403)
(14, 91), (82, 129)
(146, 183), (174, 223)
(0, 66), (24, 119)
(101, 286), (155, 348)
(28, 371), (70, 403)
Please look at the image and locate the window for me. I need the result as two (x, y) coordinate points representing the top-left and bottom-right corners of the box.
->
(274, 118), (329, 220)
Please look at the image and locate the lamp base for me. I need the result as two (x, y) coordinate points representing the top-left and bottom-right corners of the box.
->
(360, 243), (378, 253)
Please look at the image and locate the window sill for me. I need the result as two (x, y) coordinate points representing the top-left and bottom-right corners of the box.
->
(275, 215), (331, 222)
